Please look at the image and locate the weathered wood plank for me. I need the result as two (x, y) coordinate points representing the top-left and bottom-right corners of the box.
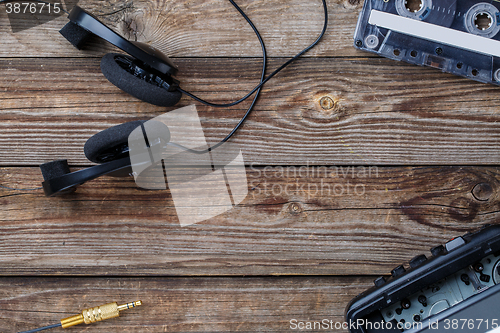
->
(3, 1), (497, 332)
(0, 0), (358, 58)
(1, 276), (370, 333)
(1, 166), (498, 276)
(1, 58), (499, 165)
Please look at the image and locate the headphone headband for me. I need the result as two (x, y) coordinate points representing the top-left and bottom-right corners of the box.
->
(62, 6), (178, 76)
(41, 157), (132, 196)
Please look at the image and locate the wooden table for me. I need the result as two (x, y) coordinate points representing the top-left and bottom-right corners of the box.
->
(1, 0), (499, 331)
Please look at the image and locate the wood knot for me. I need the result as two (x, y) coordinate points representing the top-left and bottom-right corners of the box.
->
(315, 94), (342, 117)
(472, 183), (493, 201)
(119, 12), (145, 41)
(319, 96), (335, 110)
(344, 0), (361, 8)
(289, 202), (302, 214)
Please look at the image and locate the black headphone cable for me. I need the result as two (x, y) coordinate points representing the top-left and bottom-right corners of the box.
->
(177, 0), (328, 147)
(18, 323), (62, 333)
(175, 0), (328, 152)
(177, 0), (328, 109)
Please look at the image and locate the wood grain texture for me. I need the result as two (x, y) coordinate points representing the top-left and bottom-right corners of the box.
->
(1, 276), (370, 332)
(1, 57), (499, 166)
(1, 0), (499, 330)
(0, 0), (356, 58)
(1, 166), (499, 276)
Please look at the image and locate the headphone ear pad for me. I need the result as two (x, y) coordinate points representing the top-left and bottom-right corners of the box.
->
(39, 159), (78, 195)
(84, 120), (147, 164)
(59, 22), (94, 49)
(40, 159), (71, 181)
(100, 53), (182, 107)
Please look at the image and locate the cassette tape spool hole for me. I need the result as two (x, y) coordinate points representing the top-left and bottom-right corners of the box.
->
(405, 0), (424, 13)
(475, 12), (493, 30)
(397, 0), (457, 26)
(465, 3), (500, 38)
(396, 0), (432, 20)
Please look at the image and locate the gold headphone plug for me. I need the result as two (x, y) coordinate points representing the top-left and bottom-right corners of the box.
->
(60, 300), (142, 328)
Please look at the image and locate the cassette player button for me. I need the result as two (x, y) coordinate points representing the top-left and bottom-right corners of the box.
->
(445, 237), (466, 252)
(391, 265), (406, 277)
(431, 245), (445, 257)
(409, 254), (427, 268)
(374, 276), (386, 287)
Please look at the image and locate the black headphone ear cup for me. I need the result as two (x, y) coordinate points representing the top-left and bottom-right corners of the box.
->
(40, 159), (71, 181)
(100, 53), (182, 107)
(84, 120), (147, 164)
(39, 159), (79, 195)
(59, 22), (94, 49)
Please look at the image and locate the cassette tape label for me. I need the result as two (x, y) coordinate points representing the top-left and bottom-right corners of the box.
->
(354, 0), (500, 85)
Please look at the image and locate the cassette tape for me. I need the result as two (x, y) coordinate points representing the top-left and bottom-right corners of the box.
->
(353, 0), (500, 85)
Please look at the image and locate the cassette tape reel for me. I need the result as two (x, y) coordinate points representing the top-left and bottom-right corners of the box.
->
(354, 0), (500, 85)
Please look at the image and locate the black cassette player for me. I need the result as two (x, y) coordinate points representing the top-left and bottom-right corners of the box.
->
(345, 224), (500, 332)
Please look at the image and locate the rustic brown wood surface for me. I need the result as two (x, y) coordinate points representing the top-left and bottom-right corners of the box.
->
(1, 276), (372, 333)
(1, 0), (499, 332)
(0, 0), (350, 58)
(1, 166), (499, 276)
(1, 57), (500, 165)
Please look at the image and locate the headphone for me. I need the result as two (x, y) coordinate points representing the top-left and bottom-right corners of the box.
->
(60, 5), (181, 107)
(40, 120), (148, 196)
(32, 0), (328, 196)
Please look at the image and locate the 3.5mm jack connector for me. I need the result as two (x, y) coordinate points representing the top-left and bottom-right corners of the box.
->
(18, 301), (142, 333)
(60, 300), (142, 328)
